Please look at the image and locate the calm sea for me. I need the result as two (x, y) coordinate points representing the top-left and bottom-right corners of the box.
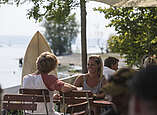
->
(0, 36), (30, 89)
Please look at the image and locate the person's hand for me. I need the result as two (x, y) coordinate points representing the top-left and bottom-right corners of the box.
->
(72, 86), (77, 90)
(53, 93), (61, 100)
(76, 87), (83, 91)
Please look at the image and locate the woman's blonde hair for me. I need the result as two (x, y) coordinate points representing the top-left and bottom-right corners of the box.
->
(36, 52), (58, 74)
(89, 55), (103, 79)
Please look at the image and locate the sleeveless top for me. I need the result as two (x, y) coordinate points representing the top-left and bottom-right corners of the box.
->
(23, 74), (61, 115)
(83, 76), (105, 94)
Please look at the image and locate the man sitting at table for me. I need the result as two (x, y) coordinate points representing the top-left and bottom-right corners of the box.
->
(103, 57), (119, 81)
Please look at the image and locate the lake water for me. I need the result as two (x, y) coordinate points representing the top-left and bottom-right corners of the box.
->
(0, 36), (30, 89)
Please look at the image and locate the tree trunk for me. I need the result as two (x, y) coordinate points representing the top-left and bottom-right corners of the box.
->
(80, 0), (87, 73)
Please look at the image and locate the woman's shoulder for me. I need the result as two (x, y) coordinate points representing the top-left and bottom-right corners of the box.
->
(76, 73), (87, 80)
(74, 73), (87, 86)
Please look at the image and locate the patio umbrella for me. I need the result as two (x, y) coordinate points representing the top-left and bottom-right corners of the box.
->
(91, 0), (157, 7)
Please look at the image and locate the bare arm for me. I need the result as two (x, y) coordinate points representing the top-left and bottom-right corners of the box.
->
(73, 75), (84, 87)
(61, 82), (77, 92)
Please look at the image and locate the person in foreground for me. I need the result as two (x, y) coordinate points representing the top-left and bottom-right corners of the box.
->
(23, 51), (77, 115)
(74, 55), (107, 98)
(128, 65), (157, 115)
(101, 68), (136, 115)
(103, 56), (119, 81)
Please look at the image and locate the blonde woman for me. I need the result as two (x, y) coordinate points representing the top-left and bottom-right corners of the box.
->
(74, 55), (106, 97)
(23, 52), (77, 115)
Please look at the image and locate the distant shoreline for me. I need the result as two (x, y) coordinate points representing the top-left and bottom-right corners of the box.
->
(57, 53), (123, 66)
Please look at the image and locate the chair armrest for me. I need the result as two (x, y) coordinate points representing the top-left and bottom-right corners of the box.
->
(93, 100), (113, 107)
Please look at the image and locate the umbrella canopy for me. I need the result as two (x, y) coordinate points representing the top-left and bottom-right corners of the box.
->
(91, 0), (157, 7)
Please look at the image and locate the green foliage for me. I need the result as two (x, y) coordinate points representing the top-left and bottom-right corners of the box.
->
(43, 13), (79, 55)
(0, 0), (79, 23)
(27, 0), (79, 23)
(96, 7), (157, 67)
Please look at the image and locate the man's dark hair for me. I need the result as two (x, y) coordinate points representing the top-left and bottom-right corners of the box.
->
(129, 65), (157, 101)
(104, 57), (119, 68)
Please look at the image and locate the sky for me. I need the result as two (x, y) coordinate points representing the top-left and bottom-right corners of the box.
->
(0, 1), (115, 37)
(0, 3), (43, 36)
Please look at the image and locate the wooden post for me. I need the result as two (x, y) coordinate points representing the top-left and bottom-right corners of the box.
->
(80, 0), (88, 73)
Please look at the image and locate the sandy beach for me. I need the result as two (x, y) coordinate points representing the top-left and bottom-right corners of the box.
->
(57, 53), (125, 67)
(58, 53), (81, 66)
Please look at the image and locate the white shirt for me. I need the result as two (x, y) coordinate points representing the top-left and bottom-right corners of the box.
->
(103, 66), (115, 80)
(23, 74), (60, 115)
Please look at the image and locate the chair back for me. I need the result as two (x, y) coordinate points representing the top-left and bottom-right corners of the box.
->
(19, 88), (50, 115)
(60, 90), (93, 115)
(19, 88), (49, 95)
(3, 94), (37, 113)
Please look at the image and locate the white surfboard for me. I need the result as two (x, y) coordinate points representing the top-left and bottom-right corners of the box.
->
(21, 31), (57, 84)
